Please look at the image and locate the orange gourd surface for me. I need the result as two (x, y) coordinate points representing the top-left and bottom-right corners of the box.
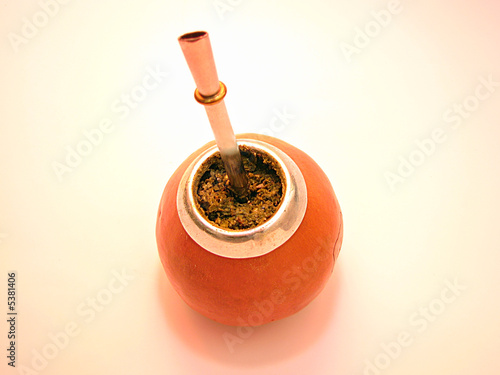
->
(156, 134), (343, 326)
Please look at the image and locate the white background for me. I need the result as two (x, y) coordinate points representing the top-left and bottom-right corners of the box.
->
(1, 0), (499, 374)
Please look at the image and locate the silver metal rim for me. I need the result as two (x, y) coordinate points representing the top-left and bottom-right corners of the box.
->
(176, 139), (307, 259)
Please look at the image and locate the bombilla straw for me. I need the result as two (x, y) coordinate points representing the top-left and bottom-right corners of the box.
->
(178, 31), (248, 198)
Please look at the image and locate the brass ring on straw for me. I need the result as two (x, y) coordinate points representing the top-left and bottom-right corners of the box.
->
(194, 81), (227, 105)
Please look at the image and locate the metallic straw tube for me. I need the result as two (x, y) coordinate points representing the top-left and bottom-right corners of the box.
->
(178, 31), (249, 197)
